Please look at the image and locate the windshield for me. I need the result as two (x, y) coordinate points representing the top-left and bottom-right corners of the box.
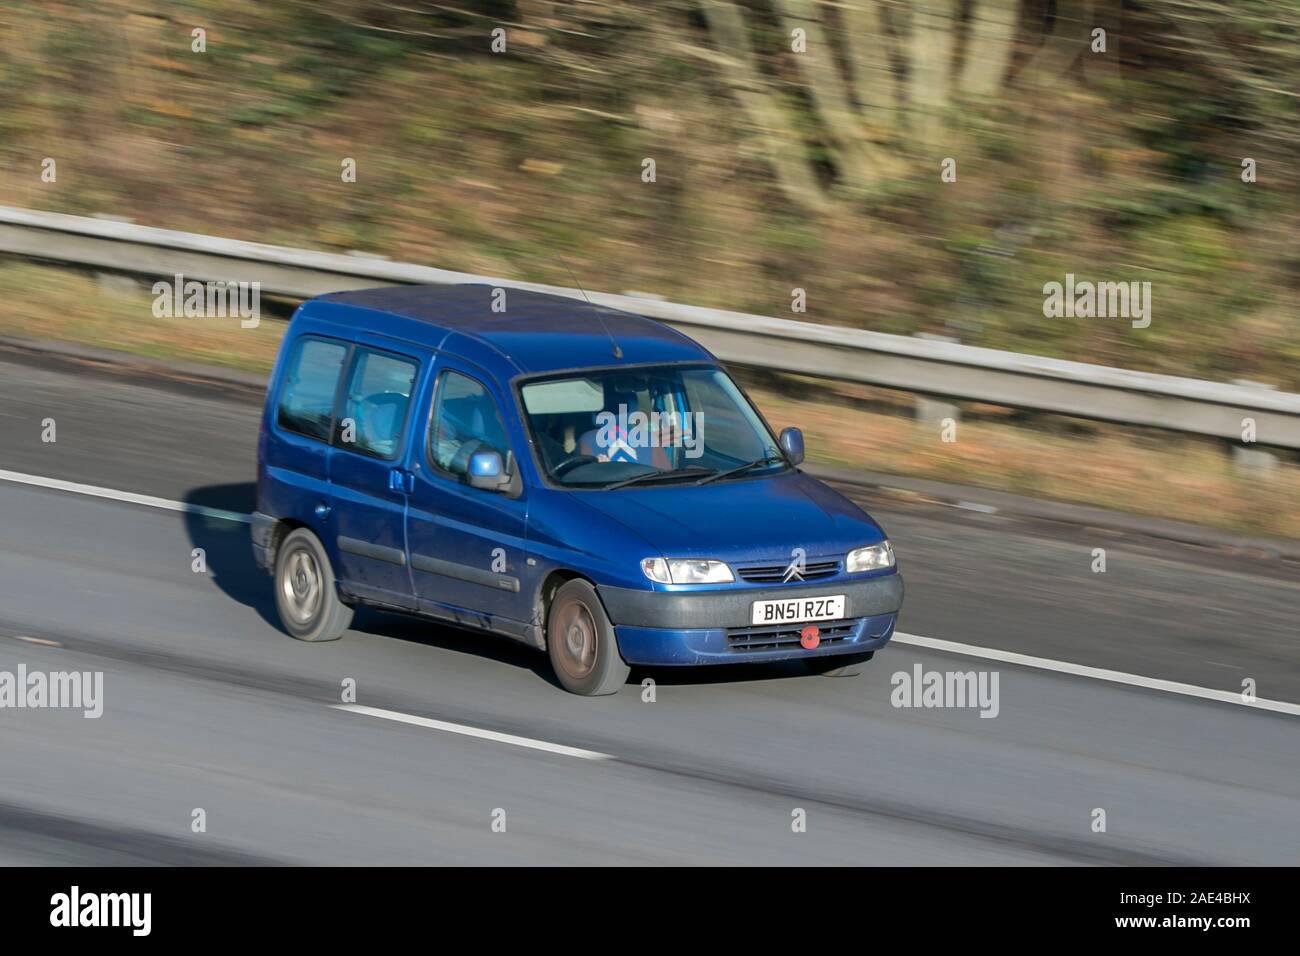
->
(519, 364), (786, 488)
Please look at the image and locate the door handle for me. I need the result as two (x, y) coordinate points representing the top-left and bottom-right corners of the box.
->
(389, 469), (415, 494)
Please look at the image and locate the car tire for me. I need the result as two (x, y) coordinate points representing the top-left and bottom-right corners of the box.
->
(547, 579), (629, 696)
(804, 651), (874, 677)
(274, 528), (353, 643)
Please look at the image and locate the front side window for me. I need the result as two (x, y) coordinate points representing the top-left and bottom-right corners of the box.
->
(277, 336), (347, 442)
(519, 364), (783, 488)
(429, 371), (513, 478)
(336, 347), (418, 460)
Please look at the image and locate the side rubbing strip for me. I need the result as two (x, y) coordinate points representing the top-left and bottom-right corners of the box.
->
(338, 536), (407, 566)
(410, 553), (520, 593)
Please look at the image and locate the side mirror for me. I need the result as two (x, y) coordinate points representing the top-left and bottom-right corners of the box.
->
(779, 427), (805, 466)
(468, 449), (509, 491)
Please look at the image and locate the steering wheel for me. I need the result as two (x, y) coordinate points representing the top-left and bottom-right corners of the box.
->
(552, 454), (600, 478)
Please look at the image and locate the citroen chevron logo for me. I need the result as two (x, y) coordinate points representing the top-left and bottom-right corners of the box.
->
(782, 547), (807, 583)
(605, 428), (638, 463)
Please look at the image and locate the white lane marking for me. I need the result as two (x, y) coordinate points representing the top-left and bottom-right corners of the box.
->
(332, 704), (613, 761)
(893, 631), (1300, 717)
(0, 468), (249, 524)
(1, 469), (1296, 717)
(13, 635), (62, 647)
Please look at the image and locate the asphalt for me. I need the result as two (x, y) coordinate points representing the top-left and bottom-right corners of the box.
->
(0, 352), (1297, 864)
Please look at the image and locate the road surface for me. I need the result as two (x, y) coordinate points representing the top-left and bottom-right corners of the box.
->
(0, 354), (1296, 864)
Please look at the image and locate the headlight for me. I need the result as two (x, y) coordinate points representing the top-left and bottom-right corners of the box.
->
(641, 557), (735, 585)
(846, 541), (894, 572)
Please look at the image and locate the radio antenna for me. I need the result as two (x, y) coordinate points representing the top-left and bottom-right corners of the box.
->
(560, 257), (622, 360)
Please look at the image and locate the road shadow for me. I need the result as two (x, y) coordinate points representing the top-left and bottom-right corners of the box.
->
(183, 483), (278, 630)
(630, 661), (813, 688)
(181, 483), (558, 686)
(353, 609), (562, 687)
(182, 483), (825, 692)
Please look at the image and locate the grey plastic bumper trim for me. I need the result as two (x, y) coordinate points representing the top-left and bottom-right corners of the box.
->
(597, 573), (903, 629)
(411, 553), (521, 593)
(338, 536), (407, 567)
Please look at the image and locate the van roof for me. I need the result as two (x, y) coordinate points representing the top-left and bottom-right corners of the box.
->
(308, 284), (714, 376)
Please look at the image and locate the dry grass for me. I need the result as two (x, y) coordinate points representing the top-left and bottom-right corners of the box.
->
(755, 381), (1298, 540)
(0, 263), (283, 373)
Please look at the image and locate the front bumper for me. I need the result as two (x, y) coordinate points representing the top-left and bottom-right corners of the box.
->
(597, 573), (903, 666)
(614, 612), (897, 665)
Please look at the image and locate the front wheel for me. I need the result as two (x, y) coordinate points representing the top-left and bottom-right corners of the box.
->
(274, 528), (353, 642)
(804, 651), (874, 677)
(547, 580), (629, 696)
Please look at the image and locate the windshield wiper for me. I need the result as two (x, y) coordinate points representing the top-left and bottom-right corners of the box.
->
(694, 454), (786, 485)
(604, 466), (715, 490)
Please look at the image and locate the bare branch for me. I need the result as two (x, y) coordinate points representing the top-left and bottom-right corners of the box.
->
(842, 0), (902, 123)
(775, 0), (881, 187)
(909, 0), (960, 147)
(698, 0), (830, 210)
(958, 0), (1018, 96)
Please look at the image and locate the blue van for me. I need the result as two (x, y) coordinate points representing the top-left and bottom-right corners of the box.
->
(253, 285), (903, 695)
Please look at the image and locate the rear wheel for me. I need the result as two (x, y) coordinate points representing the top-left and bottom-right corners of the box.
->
(547, 580), (629, 696)
(274, 528), (353, 642)
(804, 651), (874, 677)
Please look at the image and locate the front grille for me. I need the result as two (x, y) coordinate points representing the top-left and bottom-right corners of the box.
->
(726, 619), (859, 652)
(736, 559), (840, 584)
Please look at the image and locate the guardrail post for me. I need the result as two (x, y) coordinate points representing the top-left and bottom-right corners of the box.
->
(90, 214), (141, 293)
(915, 395), (961, 428)
(913, 334), (961, 429)
(1230, 380), (1279, 477)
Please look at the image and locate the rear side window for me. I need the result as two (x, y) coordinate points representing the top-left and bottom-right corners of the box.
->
(277, 336), (347, 442)
(337, 347), (419, 460)
(429, 371), (512, 477)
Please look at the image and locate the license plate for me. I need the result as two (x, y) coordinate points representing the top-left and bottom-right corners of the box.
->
(750, 594), (846, 626)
